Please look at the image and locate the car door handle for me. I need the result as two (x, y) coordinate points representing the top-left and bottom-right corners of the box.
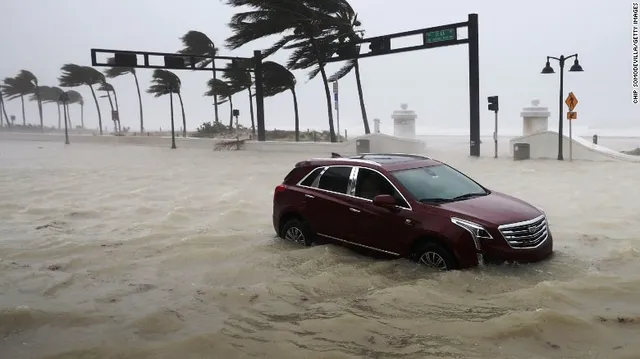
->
(349, 208), (360, 213)
(304, 194), (315, 199)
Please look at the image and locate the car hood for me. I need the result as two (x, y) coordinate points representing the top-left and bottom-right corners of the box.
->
(436, 191), (542, 226)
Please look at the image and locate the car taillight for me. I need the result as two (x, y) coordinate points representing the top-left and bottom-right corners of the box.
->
(274, 184), (287, 194)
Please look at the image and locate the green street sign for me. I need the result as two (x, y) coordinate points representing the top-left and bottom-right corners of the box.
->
(424, 28), (457, 44)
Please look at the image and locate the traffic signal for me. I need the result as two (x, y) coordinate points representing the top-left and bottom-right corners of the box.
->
(369, 37), (391, 54)
(488, 95), (499, 112)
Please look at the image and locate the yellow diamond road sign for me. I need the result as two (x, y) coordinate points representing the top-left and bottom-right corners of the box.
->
(565, 92), (578, 111)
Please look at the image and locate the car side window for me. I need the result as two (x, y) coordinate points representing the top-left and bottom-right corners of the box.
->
(355, 168), (409, 208)
(317, 166), (352, 194)
(299, 167), (324, 187)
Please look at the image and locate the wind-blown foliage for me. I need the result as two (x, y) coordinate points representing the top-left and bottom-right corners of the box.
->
(1, 71), (39, 126)
(261, 61), (301, 141)
(204, 79), (236, 129)
(222, 63), (255, 134)
(179, 30), (220, 124)
(66, 90), (84, 128)
(225, 0), (359, 142)
(98, 82), (120, 133)
(59, 64), (105, 134)
(105, 58), (144, 133)
(147, 70), (186, 137)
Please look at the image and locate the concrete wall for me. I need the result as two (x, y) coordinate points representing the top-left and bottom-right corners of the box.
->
(509, 130), (640, 162)
(0, 132), (426, 156)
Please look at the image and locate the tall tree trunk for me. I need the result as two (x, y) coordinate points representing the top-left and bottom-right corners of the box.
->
(354, 60), (370, 134)
(132, 71), (144, 133)
(57, 102), (61, 129)
(65, 102), (72, 129)
(228, 96), (234, 130)
(177, 92), (186, 137)
(308, 36), (336, 142)
(104, 91), (115, 133)
(112, 89), (121, 133)
(291, 87), (300, 142)
(35, 84), (43, 131)
(247, 87), (255, 136)
(80, 103), (84, 128)
(20, 95), (26, 125)
(88, 85), (102, 135)
(212, 63), (219, 123)
(1, 95), (9, 127)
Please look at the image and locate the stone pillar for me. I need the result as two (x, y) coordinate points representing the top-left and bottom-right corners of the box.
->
(520, 99), (550, 136)
(373, 118), (381, 133)
(392, 103), (417, 138)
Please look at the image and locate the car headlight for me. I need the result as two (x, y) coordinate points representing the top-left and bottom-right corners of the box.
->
(451, 217), (493, 250)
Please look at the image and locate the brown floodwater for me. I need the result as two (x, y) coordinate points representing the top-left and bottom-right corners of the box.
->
(1, 139), (640, 359)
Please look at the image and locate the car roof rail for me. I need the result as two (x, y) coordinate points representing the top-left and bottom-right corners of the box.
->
(349, 153), (432, 160)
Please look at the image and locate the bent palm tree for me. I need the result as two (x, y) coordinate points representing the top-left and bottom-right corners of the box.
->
(261, 61), (301, 141)
(222, 63), (254, 133)
(29, 86), (59, 128)
(105, 59), (144, 133)
(0, 92), (8, 127)
(17, 70), (44, 130)
(225, 0), (356, 142)
(2, 74), (35, 126)
(147, 70), (186, 137)
(179, 30), (220, 124)
(98, 82), (120, 133)
(66, 90), (84, 128)
(205, 79), (235, 130)
(59, 64), (105, 134)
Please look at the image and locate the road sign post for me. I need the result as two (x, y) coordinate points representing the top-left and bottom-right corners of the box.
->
(487, 96), (499, 158)
(567, 109), (578, 161)
(565, 91), (579, 161)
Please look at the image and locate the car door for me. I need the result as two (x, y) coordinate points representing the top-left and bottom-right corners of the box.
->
(348, 167), (416, 255)
(298, 165), (356, 243)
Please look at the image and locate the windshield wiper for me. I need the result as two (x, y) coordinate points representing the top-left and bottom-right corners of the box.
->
(451, 192), (487, 201)
(419, 198), (454, 204)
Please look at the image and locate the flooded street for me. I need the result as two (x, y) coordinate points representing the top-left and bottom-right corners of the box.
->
(1, 140), (640, 359)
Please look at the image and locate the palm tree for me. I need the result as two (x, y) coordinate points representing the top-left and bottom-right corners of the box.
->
(104, 58), (144, 133)
(29, 86), (59, 128)
(147, 70), (186, 137)
(1, 73), (36, 126)
(204, 79), (235, 130)
(222, 62), (255, 135)
(178, 30), (220, 124)
(17, 70), (44, 130)
(261, 61), (301, 141)
(225, 0), (356, 142)
(98, 82), (120, 133)
(326, 7), (370, 134)
(59, 64), (105, 134)
(66, 90), (84, 128)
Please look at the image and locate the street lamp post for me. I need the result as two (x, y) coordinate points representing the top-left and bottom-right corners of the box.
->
(541, 54), (583, 160)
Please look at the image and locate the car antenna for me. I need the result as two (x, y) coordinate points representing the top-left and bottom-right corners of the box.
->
(331, 152), (342, 158)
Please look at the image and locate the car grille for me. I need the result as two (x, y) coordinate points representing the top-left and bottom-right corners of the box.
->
(498, 215), (548, 248)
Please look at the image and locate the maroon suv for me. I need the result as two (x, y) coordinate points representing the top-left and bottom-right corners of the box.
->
(272, 153), (553, 270)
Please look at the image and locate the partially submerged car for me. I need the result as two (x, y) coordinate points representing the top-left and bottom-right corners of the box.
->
(272, 153), (553, 270)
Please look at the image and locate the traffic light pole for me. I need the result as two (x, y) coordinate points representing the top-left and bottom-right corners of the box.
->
(326, 13), (481, 157)
(90, 48), (267, 142)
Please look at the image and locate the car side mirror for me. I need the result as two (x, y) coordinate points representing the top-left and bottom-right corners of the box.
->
(372, 194), (397, 208)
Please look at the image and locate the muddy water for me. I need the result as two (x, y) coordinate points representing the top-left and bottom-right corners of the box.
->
(1, 140), (640, 359)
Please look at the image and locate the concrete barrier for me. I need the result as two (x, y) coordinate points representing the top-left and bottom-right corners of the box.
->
(509, 130), (640, 162)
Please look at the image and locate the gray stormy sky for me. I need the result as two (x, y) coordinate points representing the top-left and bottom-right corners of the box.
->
(1, 0), (638, 136)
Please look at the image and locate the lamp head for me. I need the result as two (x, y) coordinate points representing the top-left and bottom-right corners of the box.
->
(541, 61), (555, 74)
(569, 59), (583, 72)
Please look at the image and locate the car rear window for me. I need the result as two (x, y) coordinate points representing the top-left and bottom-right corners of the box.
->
(299, 167), (323, 186)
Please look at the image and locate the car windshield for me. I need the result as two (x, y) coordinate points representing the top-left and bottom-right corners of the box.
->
(391, 164), (488, 203)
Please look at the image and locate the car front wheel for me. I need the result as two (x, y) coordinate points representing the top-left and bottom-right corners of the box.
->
(281, 218), (314, 247)
(414, 243), (457, 271)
